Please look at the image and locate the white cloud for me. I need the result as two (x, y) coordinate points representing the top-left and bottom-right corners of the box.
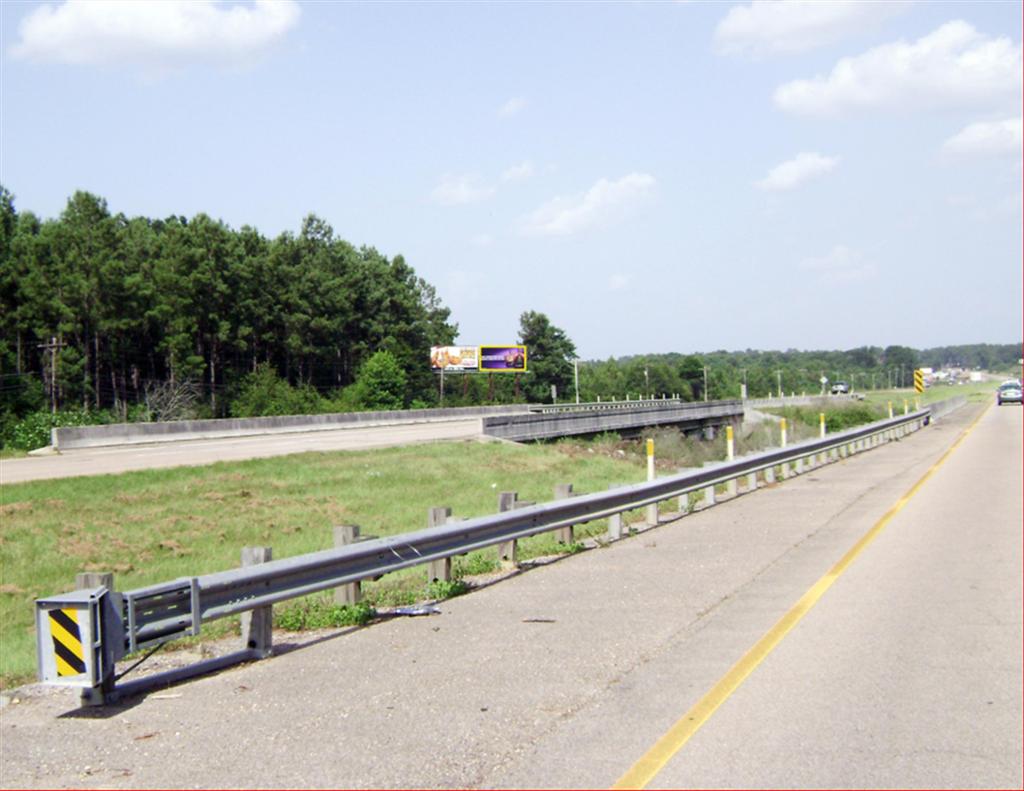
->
(430, 174), (495, 206)
(521, 173), (656, 237)
(942, 118), (1023, 158)
(608, 274), (631, 291)
(498, 97), (528, 118)
(799, 245), (875, 284)
(11, 0), (300, 69)
(775, 21), (1023, 117)
(714, 0), (908, 57)
(501, 161), (535, 183)
(756, 152), (838, 191)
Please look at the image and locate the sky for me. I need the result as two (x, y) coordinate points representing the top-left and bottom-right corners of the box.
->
(1, 0), (1021, 360)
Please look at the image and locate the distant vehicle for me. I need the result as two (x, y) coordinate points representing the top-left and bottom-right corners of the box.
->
(997, 381), (1022, 406)
(831, 381), (850, 395)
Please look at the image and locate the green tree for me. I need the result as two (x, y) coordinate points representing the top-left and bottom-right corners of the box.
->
(518, 311), (577, 403)
(351, 350), (408, 410)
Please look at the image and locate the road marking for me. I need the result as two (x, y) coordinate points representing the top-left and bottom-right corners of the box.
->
(612, 404), (989, 790)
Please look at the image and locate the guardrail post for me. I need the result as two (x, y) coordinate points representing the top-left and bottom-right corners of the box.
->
(427, 507), (453, 581)
(497, 493), (518, 568)
(553, 484), (574, 544)
(240, 547), (273, 659)
(74, 571), (116, 705)
(645, 438), (659, 525)
(333, 526), (362, 606)
(702, 463), (716, 508)
(607, 484), (624, 539)
(676, 469), (693, 513)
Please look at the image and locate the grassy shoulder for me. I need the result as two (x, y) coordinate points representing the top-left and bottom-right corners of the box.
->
(0, 440), (648, 688)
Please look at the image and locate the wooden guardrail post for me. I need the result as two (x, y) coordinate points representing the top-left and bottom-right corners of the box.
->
(702, 462), (716, 508)
(333, 526), (362, 606)
(427, 507), (453, 581)
(553, 484), (574, 544)
(240, 546), (273, 658)
(607, 484), (624, 539)
(497, 492), (518, 568)
(676, 469), (692, 514)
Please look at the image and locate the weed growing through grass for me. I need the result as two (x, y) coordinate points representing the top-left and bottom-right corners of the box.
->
(276, 598), (375, 630)
(426, 579), (469, 600)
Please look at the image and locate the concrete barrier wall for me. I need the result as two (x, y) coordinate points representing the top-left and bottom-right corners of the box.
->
(52, 404), (529, 450)
(928, 395), (968, 420)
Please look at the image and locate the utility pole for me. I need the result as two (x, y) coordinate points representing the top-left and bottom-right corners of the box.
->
(703, 366), (708, 402)
(574, 358), (580, 405)
(37, 336), (66, 414)
(776, 370), (782, 398)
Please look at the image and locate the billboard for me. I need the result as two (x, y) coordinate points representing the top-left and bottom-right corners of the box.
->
(479, 345), (527, 373)
(431, 346), (479, 372)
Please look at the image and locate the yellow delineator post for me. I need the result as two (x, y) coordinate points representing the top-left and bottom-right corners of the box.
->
(780, 418), (789, 479)
(914, 369), (925, 394)
(646, 438), (658, 525)
(725, 426), (736, 496)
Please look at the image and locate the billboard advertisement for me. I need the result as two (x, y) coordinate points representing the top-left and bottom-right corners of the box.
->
(479, 345), (527, 373)
(431, 346), (479, 372)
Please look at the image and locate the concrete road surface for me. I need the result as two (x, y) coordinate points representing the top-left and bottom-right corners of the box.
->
(0, 419), (484, 484)
(1, 402), (1020, 789)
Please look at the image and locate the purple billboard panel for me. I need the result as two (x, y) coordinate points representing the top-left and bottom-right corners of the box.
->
(479, 345), (527, 373)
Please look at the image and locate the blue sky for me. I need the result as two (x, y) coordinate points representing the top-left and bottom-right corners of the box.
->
(2, 1), (1021, 359)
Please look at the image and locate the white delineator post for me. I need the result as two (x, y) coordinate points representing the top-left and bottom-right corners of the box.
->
(645, 438), (658, 525)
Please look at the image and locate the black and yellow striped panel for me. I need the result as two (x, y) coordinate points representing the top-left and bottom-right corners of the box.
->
(48, 607), (86, 676)
(914, 370), (925, 394)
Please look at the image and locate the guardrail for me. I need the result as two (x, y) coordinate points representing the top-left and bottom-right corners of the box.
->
(35, 405), (939, 704)
(528, 397), (683, 414)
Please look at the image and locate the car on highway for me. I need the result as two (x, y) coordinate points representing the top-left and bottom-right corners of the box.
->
(996, 381), (1022, 405)
(830, 381), (850, 395)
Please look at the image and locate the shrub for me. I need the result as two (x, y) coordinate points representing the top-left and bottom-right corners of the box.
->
(350, 351), (408, 411)
(6, 408), (116, 451)
(230, 364), (325, 417)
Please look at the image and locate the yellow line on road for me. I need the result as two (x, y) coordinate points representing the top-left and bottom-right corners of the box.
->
(613, 405), (989, 790)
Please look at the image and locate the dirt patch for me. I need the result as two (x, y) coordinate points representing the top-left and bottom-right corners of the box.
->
(0, 502), (33, 518)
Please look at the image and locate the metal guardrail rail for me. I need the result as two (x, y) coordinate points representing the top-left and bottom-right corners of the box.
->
(36, 406), (937, 703)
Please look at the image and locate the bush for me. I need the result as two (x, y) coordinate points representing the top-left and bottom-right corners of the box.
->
(6, 408), (114, 451)
(350, 351), (408, 410)
(230, 364), (326, 418)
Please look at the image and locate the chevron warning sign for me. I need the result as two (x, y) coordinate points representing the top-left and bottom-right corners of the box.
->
(914, 369), (925, 394)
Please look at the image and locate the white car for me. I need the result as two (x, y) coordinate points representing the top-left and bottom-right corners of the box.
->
(997, 381), (1022, 405)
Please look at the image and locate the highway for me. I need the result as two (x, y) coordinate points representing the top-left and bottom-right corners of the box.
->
(0, 419), (484, 484)
(1, 401), (1020, 788)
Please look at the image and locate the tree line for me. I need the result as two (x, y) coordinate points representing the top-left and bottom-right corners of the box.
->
(0, 187), (458, 425)
(2, 186), (1019, 446)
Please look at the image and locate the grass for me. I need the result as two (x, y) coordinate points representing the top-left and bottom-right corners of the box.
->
(0, 440), (649, 688)
(860, 380), (1000, 409)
